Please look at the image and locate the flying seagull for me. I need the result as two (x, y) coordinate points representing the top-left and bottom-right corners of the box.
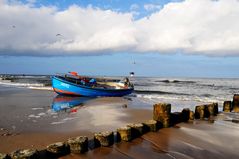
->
(12, 25), (16, 28)
(56, 33), (62, 36)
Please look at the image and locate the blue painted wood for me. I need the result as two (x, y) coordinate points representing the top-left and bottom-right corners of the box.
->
(52, 76), (134, 97)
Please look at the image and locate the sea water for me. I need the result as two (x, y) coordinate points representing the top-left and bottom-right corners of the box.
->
(0, 74), (239, 133)
(0, 75), (239, 112)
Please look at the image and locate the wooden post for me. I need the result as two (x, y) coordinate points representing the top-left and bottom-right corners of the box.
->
(204, 105), (210, 118)
(195, 105), (205, 119)
(153, 103), (171, 119)
(94, 131), (114, 147)
(233, 94), (239, 112)
(127, 123), (144, 138)
(46, 142), (69, 156)
(181, 108), (190, 122)
(142, 120), (159, 132)
(10, 149), (39, 159)
(207, 104), (217, 117)
(170, 112), (183, 125)
(153, 103), (171, 127)
(0, 153), (11, 159)
(189, 111), (194, 120)
(117, 126), (132, 142)
(67, 136), (88, 153)
(223, 101), (232, 112)
(213, 103), (219, 115)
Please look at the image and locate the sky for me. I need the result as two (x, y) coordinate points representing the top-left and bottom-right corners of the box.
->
(0, 0), (239, 77)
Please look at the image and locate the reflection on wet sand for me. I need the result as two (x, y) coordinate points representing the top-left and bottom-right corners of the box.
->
(0, 93), (153, 153)
(51, 95), (93, 113)
(42, 95), (137, 133)
(62, 119), (239, 159)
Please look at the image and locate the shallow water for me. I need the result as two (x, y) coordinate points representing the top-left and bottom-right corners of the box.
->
(1, 75), (239, 110)
(0, 86), (151, 133)
(0, 75), (239, 133)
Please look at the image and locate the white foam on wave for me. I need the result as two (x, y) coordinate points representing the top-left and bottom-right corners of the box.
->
(28, 114), (41, 118)
(38, 112), (46, 116)
(51, 121), (65, 125)
(28, 86), (53, 91)
(0, 81), (53, 91)
(0, 81), (44, 87)
(50, 117), (78, 125)
(62, 117), (78, 121)
(136, 94), (221, 104)
(31, 107), (44, 110)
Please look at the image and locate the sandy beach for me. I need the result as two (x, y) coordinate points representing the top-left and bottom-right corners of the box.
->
(1, 85), (239, 159)
(0, 86), (153, 153)
(61, 119), (239, 159)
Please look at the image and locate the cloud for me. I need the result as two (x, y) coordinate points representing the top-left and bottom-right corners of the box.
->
(0, 2), (136, 56)
(136, 0), (239, 56)
(1, 0), (239, 56)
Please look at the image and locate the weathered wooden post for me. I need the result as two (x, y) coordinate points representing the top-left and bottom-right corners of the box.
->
(233, 94), (239, 112)
(205, 104), (217, 118)
(94, 131), (114, 147)
(153, 103), (171, 127)
(117, 126), (132, 142)
(213, 103), (219, 115)
(46, 142), (70, 156)
(195, 105), (205, 119)
(181, 108), (190, 122)
(10, 149), (39, 159)
(127, 123), (144, 138)
(189, 111), (194, 120)
(67, 136), (88, 153)
(170, 112), (182, 125)
(142, 120), (159, 132)
(223, 101), (232, 112)
(0, 153), (11, 159)
(204, 105), (210, 118)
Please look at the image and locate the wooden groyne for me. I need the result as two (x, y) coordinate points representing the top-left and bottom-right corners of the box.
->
(223, 94), (239, 113)
(1, 94), (239, 159)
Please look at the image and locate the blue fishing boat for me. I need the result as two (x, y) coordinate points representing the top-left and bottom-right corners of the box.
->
(52, 72), (134, 97)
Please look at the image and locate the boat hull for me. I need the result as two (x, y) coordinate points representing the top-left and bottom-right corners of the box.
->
(52, 76), (133, 97)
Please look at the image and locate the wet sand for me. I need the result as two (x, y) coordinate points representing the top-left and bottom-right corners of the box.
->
(0, 107), (152, 153)
(61, 119), (239, 159)
(1, 86), (239, 158)
(0, 86), (153, 153)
